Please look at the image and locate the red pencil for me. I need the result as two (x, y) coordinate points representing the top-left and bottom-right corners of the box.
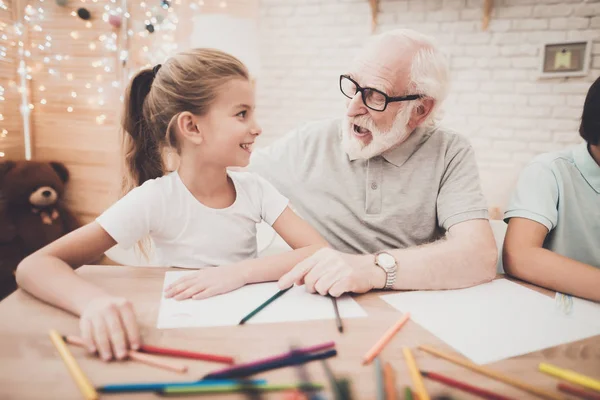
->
(420, 370), (515, 400)
(138, 344), (234, 364)
(558, 383), (600, 400)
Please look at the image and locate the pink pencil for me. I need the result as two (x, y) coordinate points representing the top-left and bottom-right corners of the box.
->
(204, 341), (335, 377)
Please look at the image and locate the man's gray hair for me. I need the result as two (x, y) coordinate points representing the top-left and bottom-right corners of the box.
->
(374, 29), (450, 126)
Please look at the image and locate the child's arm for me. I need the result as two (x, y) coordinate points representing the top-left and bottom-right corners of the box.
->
(164, 207), (328, 300)
(16, 222), (141, 360)
(503, 217), (600, 302)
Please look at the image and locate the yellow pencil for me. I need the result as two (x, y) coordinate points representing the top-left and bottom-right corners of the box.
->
(403, 347), (430, 400)
(539, 362), (600, 392)
(49, 330), (98, 400)
(362, 313), (411, 365)
(419, 345), (562, 400)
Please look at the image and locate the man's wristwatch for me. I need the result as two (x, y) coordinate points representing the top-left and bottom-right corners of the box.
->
(374, 252), (398, 290)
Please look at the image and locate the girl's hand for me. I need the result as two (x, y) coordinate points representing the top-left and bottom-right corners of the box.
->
(79, 295), (141, 362)
(164, 268), (246, 301)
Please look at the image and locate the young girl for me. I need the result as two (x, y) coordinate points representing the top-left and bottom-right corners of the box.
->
(15, 49), (328, 362)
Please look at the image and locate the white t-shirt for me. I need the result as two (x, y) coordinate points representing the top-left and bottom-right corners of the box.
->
(96, 171), (289, 268)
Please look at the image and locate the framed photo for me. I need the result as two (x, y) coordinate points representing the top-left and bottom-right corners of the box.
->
(539, 40), (591, 78)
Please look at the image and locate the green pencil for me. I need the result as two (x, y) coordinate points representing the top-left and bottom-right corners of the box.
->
(405, 386), (413, 400)
(238, 287), (292, 325)
(321, 359), (348, 400)
(160, 382), (323, 395)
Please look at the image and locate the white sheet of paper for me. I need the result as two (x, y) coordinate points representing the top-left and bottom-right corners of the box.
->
(157, 271), (367, 329)
(380, 279), (600, 365)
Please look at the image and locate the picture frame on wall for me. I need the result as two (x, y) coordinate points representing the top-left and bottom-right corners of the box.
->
(539, 40), (592, 79)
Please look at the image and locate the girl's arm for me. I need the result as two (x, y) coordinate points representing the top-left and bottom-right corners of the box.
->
(503, 217), (600, 302)
(16, 222), (141, 360)
(164, 207), (328, 300)
(239, 206), (329, 283)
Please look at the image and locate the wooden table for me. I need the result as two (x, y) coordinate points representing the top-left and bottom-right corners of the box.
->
(0, 266), (598, 399)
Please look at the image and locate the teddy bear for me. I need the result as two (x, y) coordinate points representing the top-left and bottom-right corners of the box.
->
(0, 160), (79, 299)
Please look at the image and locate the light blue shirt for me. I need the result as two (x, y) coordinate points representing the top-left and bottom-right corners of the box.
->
(504, 143), (600, 268)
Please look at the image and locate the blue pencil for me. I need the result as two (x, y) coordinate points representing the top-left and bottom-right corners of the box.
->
(203, 349), (338, 380)
(97, 379), (266, 393)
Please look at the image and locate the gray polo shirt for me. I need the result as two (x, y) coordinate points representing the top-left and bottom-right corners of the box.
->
(250, 118), (489, 254)
(504, 143), (600, 268)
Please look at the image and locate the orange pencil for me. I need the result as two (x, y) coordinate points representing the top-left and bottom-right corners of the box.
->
(64, 335), (188, 373)
(362, 313), (410, 365)
(384, 362), (397, 400)
(127, 351), (188, 373)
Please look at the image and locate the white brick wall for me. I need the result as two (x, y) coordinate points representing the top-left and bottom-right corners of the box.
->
(256, 0), (600, 208)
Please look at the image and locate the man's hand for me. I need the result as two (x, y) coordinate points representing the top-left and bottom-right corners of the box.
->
(278, 248), (386, 297)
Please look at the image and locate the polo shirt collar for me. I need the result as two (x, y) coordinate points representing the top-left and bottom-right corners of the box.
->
(381, 126), (432, 168)
(574, 142), (600, 194)
(344, 124), (433, 167)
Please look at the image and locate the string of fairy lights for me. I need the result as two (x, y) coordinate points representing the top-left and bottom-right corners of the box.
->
(0, 0), (230, 159)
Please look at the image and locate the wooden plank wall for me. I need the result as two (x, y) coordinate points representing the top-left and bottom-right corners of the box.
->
(2, 0), (258, 224)
(0, 0), (25, 161)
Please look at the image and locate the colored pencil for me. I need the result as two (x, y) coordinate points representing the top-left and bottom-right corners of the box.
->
(420, 370), (514, 400)
(239, 286), (292, 325)
(284, 390), (309, 400)
(384, 362), (397, 400)
(375, 357), (386, 400)
(539, 362), (600, 392)
(63, 335), (188, 373)
(331, 296), (343, 333)
(204, 341), (335, 379)
(419, 345), (562, 400)
(404, 386), (413, 400)
(403, 347), (430, 400)
(203, 349), (337, 380)
(290, 344), (324, 400)
(98, 379), (266, 393)
(139, 343), (234, 364)
(558, 382), (600, 400)
(96, 379), (267, 393)
(160, 382), (324, 395)
(362, 313), (410, 365)
(337, 378), (354, 400)
(321, 360), (345, 400)
(48, 330), (98, 400)
(128, 351), (188, 373)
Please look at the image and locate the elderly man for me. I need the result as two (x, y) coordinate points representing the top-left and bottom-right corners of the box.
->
(251, 29), (497, 297)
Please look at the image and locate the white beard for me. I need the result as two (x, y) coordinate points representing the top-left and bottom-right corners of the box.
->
(342, 105), (414, 160)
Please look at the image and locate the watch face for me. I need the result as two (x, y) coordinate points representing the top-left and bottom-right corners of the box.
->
(377, 253), (395, 269)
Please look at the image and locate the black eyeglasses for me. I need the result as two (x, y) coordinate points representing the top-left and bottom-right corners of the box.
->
(339, 75), (423, 112)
